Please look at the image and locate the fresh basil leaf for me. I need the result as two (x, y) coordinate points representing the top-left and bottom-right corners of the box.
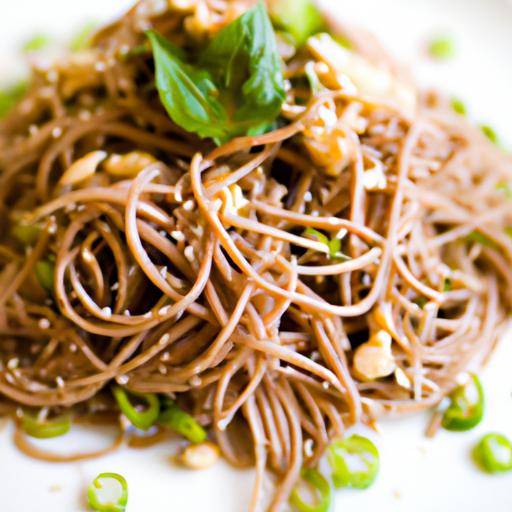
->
(147, 2), (285, 144)
(147, 30), (229, 143)
(200, 0), (285, 137)
(268, 0), (326, 47)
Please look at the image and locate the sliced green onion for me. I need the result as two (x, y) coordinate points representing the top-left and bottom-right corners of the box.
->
(428, 37), (455, 60)
(442, 373), (484, 431)
(334, 35), (352, 50)
(473, 433), (512, 474)
(304, 228), (350, 261)
(70, 21), (97, 52)
(112, 386), (160, 431)
(504, 226), (512, 238)
(158, 401), (207, 444)
(290, 468), (332, 512)
(413, 296), (428, 309)
(466, 231), (498, 250)
(11, 223), (41, 246)
(327, 435), (379, 489)
(35, 260), (55, 294)
(0, 81), (28, 118)
(22, 34), (50, 53)
(481, 124), (499, 145)
(442, 278), (453, 292)
(496, 181), (512, 199)
(450, 97), (466, 115)
(21, 411), (71, 439)
(268, 0), (326, 47)
(87, 473), (128, 512)
(305, 62), (323, 95)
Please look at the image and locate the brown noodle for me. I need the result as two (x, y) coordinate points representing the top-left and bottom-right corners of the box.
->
(1, 0), (511, 510)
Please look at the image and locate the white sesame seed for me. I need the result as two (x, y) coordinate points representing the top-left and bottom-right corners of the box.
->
(128, 266), (136, 276)
(77, 204), (86, 212)
(123, 310), (131, 316)
(174, 189), (183, 202)
(7, 358), (19, 370)
(38, 318), (51, 330)
(29, 124), (39, 136)
(95, 61), (106, 72)
(159, 266), (168, 279)
(143, 311), (153, 319)
(158, 306), (170, 316)
(158, 333), (170, 345)
(304, 191), (312, 202)
(184, 246), (195, 262)
(303, 438), (314, 458)
(64, 203), (77, 213)
(55, 376), (65, 388)
(69, 343), (77, 353)
(78, 110), (92, 121)
(160, 352), (171, 362)
(311, 210), (319, 217)
(189, 376), (202, 387)
(119, 44), (130, 56)
(110, 282), (119, 291)
(46, 70), (58, 83)
(47, 222), (57, 235)
(81, 248), (94, 262)
(116, 375), (129, 385)
(159, 230), (167, 238)
(171, 230), (185, 242)
(322, 381), (330, 390)
(51, 127), (62, 138)
(158, 364), (168, 375)
(101, 307), (112, 317)
(5, 373), (15, 384)
(183, 199), (195, 211)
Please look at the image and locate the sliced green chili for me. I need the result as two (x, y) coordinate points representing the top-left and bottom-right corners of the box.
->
(87, 473), (128, 512)
(328, 435), (379, 489)
(35, 260), (55, 294)
(442, 373), (484, 431)
(112, 386), (160, 431)
(473, 433), (512, 474)
(290, 468), (332, 512)
(158, 400), (206, 444)
(21, 411), (71, 439)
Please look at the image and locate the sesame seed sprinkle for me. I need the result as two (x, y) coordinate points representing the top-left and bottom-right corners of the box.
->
(7, 358), (19, 370)
(101, 307), (112, 317)
(183, 199), (195, 211)
(184, 246), (195, 262)
(171, 230), (185, 242)
(55, 376), (65, 388)
(38, 318), (51, 330)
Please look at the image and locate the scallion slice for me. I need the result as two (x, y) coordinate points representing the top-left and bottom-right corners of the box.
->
(87, 473), (128, 512)
(112, 386), (160, 431)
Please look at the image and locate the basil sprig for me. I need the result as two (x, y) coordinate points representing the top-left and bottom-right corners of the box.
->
(147, 1), (285, 145)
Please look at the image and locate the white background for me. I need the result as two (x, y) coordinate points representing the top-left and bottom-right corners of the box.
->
(0, 1), (511, 511)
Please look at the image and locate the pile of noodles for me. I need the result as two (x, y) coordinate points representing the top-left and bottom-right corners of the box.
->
(1, 0), (512, 509)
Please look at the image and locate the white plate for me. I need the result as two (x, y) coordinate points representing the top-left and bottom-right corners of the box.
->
(1, 1), (511, 511)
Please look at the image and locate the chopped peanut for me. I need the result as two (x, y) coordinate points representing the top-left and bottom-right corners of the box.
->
(180, 441), (220, 470)
(218, 184), (250, 217)
(58, 151), (107, 186)
(103, 151), (157, 178)
(353, 330), (396, 381)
